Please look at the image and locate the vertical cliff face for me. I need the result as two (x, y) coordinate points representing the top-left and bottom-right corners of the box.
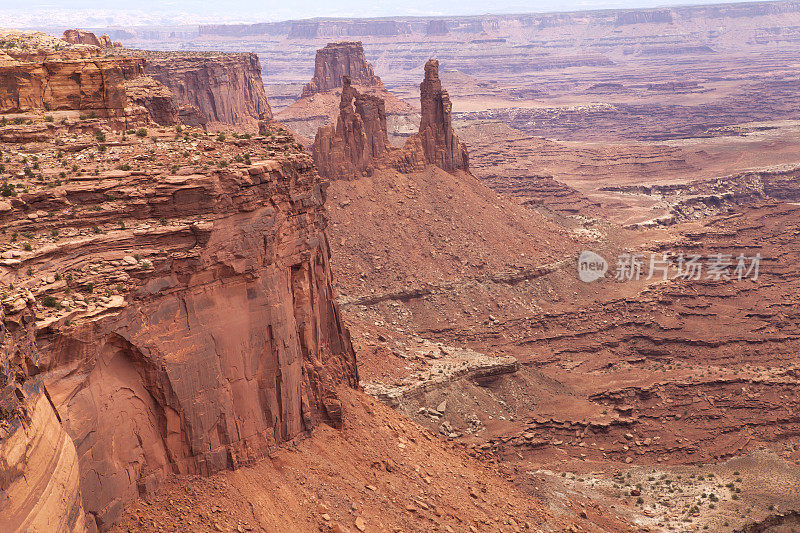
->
(143, 52), (273, 128)
(1, 276), (86, 532)
(123, 76), (179, 126)
(311, 76), (390, 178)
(311, 59), (468, 177)
(301, 42), (383, 97)
(0, 118), (356, 529)
(0, 381), (87, 533)
(0, 32), (144, 125)
(414, 59), (469, 173)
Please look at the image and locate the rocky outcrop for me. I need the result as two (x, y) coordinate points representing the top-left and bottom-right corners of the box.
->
(614, 9), (673, 25)
(410, 60), (468, 173)
(301, 42), (382, 97)
(276, 41), (414, 143)
(142, 52), (272, 128)
(0, 122), (356, 529)
(0, 31), (150, 130)
(311, 76), (389, 178)
(62, 29), (116, 49)
(124, 76), (179, 126)
(0, 39), (143, 121)
(426, 20), (449, 35)
(312, 59), (469, 177)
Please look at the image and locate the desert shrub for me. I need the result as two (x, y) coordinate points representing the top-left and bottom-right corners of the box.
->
(41, 295), (61, 308)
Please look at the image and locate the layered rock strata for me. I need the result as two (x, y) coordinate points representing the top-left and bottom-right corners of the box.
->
(123, 76), (179, 126)
(0, 32), (144, 124)
(142, 52), (273, 128)
(0, 381), (87, 533)
(312, 59), (468, 177)
(409, 59), (468, 173)
(311, 76), (390, 178)
(0, 120), (356, 530)
(276, 41), (414, 142)
(301, 42), (383, 96)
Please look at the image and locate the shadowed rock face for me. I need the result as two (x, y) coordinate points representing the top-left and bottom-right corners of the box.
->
(302, 42), (383, 97)
(124, 76), (179, 126)
(311, 76), (390, 178)
(414, 59), (468, 173)
(143, 52), (273, 128)
(0, 123), (356, 530)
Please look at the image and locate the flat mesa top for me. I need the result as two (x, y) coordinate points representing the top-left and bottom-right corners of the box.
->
(0, 30), (88, 52)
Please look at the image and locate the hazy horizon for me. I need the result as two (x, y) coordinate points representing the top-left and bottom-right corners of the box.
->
(0, 0), (780, 28)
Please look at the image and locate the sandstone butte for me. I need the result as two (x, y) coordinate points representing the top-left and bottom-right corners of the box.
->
(301, 41), (383, 97)
(312, 59), (469, 178)
(0, 29), (368, 531)
(275, 41), (414, 143)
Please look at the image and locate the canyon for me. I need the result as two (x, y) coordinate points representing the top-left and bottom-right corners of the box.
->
(0, 29), (587, 533)
(3, 1), (800, 531)
(0, 30), (361, 531)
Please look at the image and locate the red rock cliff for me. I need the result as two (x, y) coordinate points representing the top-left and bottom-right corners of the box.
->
(0, 125), (356, 530)
(143, 52), (273, 128)
(0, 32), (144, 123)
(123, 76), (179, 126)
(301, 42), (383, 97)
(411, 59), (468, 173)
(312, 59), (469, 177)
(62, 29), (117, 49)
(311, 76), (390, 178)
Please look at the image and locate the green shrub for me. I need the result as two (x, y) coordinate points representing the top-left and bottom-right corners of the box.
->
(41, 295), (61, 308)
